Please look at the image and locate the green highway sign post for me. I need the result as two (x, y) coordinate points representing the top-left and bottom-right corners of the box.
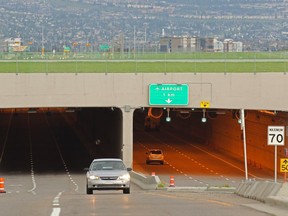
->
(149, 84), (189, 106)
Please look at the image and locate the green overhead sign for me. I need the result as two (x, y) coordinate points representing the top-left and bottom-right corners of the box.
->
(149, 84), (189, 106)
(100, 44), (111, 51)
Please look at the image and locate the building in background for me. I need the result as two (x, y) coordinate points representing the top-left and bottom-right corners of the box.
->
(160, 36), (243, 53)
(2, 38), (28, 52)
(160, 36), (198, 53)
(223, 39), (243, 52)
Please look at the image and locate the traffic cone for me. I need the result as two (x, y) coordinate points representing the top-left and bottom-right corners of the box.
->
(0, 178), (6, 193)
(169, 176), (175, 187)
(151, 172), (156, 176)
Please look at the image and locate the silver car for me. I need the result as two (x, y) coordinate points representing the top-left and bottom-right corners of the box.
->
(86, 158), (131, 194)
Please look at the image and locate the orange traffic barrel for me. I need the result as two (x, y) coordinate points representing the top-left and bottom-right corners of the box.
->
(0, 178), (6, 193)
(169, 176), (175, 187)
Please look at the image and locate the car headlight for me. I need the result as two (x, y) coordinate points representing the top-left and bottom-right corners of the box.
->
(118, 173), (130, 181)
(89, 175), (99, 180)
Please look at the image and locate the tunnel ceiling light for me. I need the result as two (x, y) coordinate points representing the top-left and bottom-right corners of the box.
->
(166, 108), (171, 122)
(65, 108), (75, 113)
(216, 111), (226, 115)
(259, 110), (277, 115)
(201, 109), (206, 123)
(27, 108), (37, 114)
(180, 110), (190, 114)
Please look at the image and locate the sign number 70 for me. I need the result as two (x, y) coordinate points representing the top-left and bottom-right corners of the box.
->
(268, 126), (285, 146)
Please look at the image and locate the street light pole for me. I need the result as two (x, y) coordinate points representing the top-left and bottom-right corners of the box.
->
(240, 109), (249, 181)
(133, 26), (136, 59)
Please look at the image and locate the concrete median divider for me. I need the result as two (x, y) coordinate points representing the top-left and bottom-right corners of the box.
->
(130, 171), (161, 190)
(265, 182), (288, 210)
(236, 181), (288, 210)
(236, 181), (282, 202)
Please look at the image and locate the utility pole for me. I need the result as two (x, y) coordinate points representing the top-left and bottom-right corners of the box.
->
(133, 26), (136, 59)
(42, 24), (44, 56)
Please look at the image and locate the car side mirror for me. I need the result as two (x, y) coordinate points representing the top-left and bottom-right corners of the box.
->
(127, 168), (132, 171)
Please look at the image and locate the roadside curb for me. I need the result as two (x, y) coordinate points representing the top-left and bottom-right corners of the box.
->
(166, 186), (236, 193)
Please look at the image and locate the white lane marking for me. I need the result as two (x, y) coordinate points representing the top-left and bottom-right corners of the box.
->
(0, 112), (13, 165)
(51, 192), (63, 216)
(28, 114), (37, 195)
(51, 208), (61, 216)
(45, 115), (79, 192)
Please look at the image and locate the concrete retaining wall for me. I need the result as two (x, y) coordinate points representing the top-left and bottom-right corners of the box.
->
(1, 72), (288, 110)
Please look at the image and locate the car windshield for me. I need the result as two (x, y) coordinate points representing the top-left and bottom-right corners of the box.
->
(150, 150), (162, 154)
(90, 161), (126, 171)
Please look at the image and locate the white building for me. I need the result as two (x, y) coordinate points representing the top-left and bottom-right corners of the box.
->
(223, 39), (243, 52)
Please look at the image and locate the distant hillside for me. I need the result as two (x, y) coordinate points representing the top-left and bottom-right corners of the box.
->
(0, 0), (287, 51)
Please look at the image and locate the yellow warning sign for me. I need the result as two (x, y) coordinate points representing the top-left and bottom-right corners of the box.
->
(280, 158), (288, 172)
(200, 101), (210, 108)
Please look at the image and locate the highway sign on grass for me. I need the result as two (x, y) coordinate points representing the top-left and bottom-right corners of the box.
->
(149, 84), (189, 106)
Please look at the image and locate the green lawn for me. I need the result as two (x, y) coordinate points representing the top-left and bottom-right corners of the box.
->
(0, 51), (287, 73)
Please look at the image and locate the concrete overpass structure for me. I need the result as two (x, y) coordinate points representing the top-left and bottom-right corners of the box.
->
(0, 72), (288, 167)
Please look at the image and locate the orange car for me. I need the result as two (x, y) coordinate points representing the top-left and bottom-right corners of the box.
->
(146, 149), (164, 165)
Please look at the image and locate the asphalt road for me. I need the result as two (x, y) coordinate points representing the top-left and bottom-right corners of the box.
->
(0, 111), (276, 215)
(133, 128), (276, 188)
(1, 173), (272, 216)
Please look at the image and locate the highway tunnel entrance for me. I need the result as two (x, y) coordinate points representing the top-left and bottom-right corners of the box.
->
(0, 107), (287, 180)
(0, 107), (123, 174)
(133, 108), (288, 180)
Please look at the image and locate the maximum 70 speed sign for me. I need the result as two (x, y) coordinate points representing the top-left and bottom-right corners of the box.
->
(268, 126), (285, 146)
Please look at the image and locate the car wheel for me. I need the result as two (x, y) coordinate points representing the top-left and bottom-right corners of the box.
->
(86, 185), (93, 195)
(123, 188), (130, 194)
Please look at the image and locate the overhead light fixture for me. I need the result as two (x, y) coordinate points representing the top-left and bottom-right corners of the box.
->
(259, 110), (277, 115)
(166, 108), (171, 122)
(201, 109), (207, 123)
(27, 108), (37, 114)
(65, 108), (75, 113)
